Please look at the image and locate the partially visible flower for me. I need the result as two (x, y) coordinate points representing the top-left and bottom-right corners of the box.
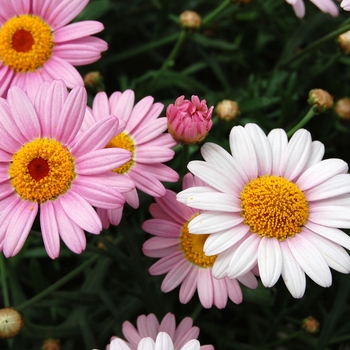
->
(335, 97), (350, 120)
(142, 173), (258, 309)
(285, 0), (338, 18)
(110, 332), (201, 350)
(42, 339), (60, 350)
(0, 307), (23, 338)
(0, 0), (108, 100)
(177, 123), (350, 298)
(167, 95), (213, 145)
(302, 316), (320, 334)
(338, 30), (350, 55)
(341, 0), (350, 11)
(215, 100), (240, 121)
(0, 80), (134, 258)
(179, 11), (202, 29)
(82, 90), (179, 228)
(106, 313), (214, 350)
(308, 89), (333, 112)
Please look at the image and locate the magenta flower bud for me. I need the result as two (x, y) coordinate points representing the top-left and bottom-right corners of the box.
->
(166, 95), (213, 145)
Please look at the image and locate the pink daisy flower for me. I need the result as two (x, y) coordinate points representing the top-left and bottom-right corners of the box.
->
(82, 90), (179, 228)
(177, 123), (350, 298)
(0, 80), (134, 259)
(106, 313), (214, 350)
(285, 0), (339, 18)
(110, 332), (200, 350)
(0, 0), (108, 99)
(142, 173), (258, 309)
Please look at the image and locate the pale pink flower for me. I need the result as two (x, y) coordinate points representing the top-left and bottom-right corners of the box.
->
(142, 173), (258, 309)
(177, 123), (350, 298)
(110, 332), (200, 350)
(286, 0), (339, 18)
(82, 90), (179, 228)
(166, 95), (213, 145)
(0, 0), (108, 100)
(0, 80), (134, 259)
(341, 0), (350, 10)
(106, 313), (214, 350)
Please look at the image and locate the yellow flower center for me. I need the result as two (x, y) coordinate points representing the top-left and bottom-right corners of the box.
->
(105, 131), (135, 174)
(0, 15), (53, 72)
(240, 175), (309, 240)
(180, 218), (217, 268)
(9, 138), (76, 203)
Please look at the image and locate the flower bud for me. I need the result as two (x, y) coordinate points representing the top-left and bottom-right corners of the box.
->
(166, 95), (213, 145)
(83, 71), (104, 92)
(338, 30), (350, 55)
(0, 307), (23, 338)
(215, 100), (240, 121)
(335, 98), (350, 120)
(42, 338), (61, 350)
(308, 89), (333, 112)
(179, 11), (202, 29)
(302, 316), (320, 334)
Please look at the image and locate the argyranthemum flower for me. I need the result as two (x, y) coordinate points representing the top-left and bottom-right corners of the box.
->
(110, 332), (201, 350)
(0, 0), (107, 99)
(0, 80), (134, 259)
(285, 0), (339, 18)
(177, 123), (350, 298)
(142, 173), (258, 309)
(106, 313), (214, 350)
(82, 90), (179, 228)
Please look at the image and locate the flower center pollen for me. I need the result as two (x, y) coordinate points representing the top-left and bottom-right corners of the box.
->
(180, 218), (217, 268)
(240, 175), (309, 240)
(9, 138), (76, 203)
(105, 131), (135, 174)
(0, 15), (53, 72)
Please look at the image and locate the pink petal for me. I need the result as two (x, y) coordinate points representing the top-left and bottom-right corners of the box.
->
(225, 278), (243, 304)
(149, 252), (183, 275)
(40, 201), (60, 259)
(161, 259), (192, 292)
(110, 90), (135, 123)
(179, 267), (198, 304)
(54, 21), (105, 42)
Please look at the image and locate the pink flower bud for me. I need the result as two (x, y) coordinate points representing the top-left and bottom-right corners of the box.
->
(166, 95), (213, 145)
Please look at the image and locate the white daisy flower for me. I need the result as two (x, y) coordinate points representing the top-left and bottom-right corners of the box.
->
(177, 123), (350, 298)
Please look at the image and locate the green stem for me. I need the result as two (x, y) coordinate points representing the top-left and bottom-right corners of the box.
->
(16, 254), (99, 311)
(286, 105), (318, 138)
(202, 0), (232, 27)
(148, 29), (188, 88)
(278, 23), (350, 68)
(0, 255), (10, 307)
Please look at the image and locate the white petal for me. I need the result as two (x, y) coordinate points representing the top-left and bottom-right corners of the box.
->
(188, 212), (243, 234)
(226, 234), (260, 278)
(296, 158), (348, 191)
(280, 240), (306, 298)
(287, 233), (332, 288)
(267, 128), (288, 176)
(308, 205), (350, 228)
(229, 125), (258, 179)
(245, 123), (272, 175)
(302, 228), (350, 273)
(305, 221), (350, 250)
(282, 129), (311, 181)
(304, 174), (350, 201)
(258, 237), (282, 287)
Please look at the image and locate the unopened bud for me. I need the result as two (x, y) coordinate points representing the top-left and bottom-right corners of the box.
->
(338, 30), (350, 55)
(0, 307), (23, 338)
(42, 338), (61, 350)
(302, 316), (319, 334)
(84, 71), (104, 92)
(166, 95), (213, 145)
(179, 11), (202, 29)
(216, 100), (240, 121)
(335, 97), (350, 120)
(308, 89), (333, 112)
